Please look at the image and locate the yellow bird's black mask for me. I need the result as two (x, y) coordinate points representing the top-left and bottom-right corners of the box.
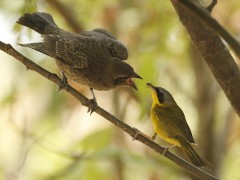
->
(156, 88), (164, 104)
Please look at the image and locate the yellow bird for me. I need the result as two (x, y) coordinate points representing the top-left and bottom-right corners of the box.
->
(147, 83), (211, 168)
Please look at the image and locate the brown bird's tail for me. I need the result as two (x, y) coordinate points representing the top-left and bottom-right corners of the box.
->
(17, 12), (58, 35)
(179, 137), (212, 169)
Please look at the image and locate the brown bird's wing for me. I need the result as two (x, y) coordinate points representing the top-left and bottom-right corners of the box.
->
(106, 40), (128, 60)
(44, 35), (89, 69)
(81, 28), (117, 41)
(81, 28), (128, 60)
(18, 42), (55, 58)
(154, 105), (195, 143)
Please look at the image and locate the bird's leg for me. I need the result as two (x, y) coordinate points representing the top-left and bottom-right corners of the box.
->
(161, 145), (176, 156)
(58, 73), (68, 91)
(87, 88), (98, 114)
(150, 132), (175, 155)
(90, 88), (97, 103)
(151, 132), (157, 141)
(150, 131), (175, 155)
(132, 128), (152, 141)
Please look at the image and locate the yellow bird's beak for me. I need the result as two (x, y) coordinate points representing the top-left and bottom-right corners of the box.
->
(146, 82), (156, 92)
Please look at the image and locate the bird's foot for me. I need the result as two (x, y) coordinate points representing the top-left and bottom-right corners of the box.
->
(151, 133), (157, 141)
(87, 98), (98, 115)
(132, 128), (151, 141)
(87, 88), (98, 115)
(161, 145), (176, 156)
(58, 74), (68, 91)
(132, 128), (140, 140)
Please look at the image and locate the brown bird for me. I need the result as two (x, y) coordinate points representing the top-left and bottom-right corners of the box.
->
(17, 12), (142, 112)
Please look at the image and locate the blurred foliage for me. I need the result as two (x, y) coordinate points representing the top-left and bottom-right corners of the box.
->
(0, 0), (240, 180)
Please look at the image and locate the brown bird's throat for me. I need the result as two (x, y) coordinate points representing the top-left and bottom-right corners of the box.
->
(128, 72), (142, 90)
(127, 78), (138, 90)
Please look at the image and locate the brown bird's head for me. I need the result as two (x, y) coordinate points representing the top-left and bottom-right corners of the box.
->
(112, 59), (142, 90)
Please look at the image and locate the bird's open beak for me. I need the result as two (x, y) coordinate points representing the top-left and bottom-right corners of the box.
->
(127, 78), (138, 90)
(146, 83), (156, 91)
(126, 72), (142, 90)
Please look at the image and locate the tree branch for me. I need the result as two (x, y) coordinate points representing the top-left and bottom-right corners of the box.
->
(170, 0), (240, 117)
(0, 41), (218, 179)
(178, 0), (240, 59)
(44, 0), (83, 33)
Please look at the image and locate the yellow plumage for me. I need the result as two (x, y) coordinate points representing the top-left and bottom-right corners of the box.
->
(151, 104), (180, 146)
(147, 83), (212, 169)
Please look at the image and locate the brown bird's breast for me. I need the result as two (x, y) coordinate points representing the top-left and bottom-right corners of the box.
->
(55, 54), (115, 91)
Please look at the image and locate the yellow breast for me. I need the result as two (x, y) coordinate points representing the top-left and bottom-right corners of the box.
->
(150, 106), (180, 147)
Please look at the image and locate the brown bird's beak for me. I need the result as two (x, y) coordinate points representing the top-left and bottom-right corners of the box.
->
(126, 72), (142, 90)
(132, 72), (142, 79)
(146, 82), (156, 91)
(127, 78), (138, 90)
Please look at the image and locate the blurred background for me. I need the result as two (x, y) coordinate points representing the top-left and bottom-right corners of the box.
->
(0, 0), (240, 179)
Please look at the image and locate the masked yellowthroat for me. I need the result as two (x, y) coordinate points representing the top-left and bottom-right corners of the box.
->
(147, 83), (211, 168)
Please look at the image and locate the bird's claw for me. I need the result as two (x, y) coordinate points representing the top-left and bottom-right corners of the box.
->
(87, 88), (98, 114)
(161, 145), (176, 156)
(58, 74), (68, 91)
(132, 128), (140, 140)
(87, 98), (98, 115)
(162, 147), (168, 156)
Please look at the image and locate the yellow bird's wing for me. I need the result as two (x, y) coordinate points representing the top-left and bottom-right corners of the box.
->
(154, 105), (195, 143)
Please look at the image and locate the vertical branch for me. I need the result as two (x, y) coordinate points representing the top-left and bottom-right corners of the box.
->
(170, 0), (240, 117)
(215, 108), (235, 176)
(190, 44), (217, 166)
(44, 0), (84, 33)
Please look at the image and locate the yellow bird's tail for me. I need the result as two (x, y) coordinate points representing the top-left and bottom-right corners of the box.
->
(178, 137), (212, 169)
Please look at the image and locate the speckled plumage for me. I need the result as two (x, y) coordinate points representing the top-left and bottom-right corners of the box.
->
(17, 12), (141, 91)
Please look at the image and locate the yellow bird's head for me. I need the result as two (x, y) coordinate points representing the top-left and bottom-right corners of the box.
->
(146, 83), (177, 107)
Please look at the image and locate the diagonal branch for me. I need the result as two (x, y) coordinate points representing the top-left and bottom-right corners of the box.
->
(0, 41), (218, 179)
(170, 0), (240, 117)
(178, 0), (240, 58)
